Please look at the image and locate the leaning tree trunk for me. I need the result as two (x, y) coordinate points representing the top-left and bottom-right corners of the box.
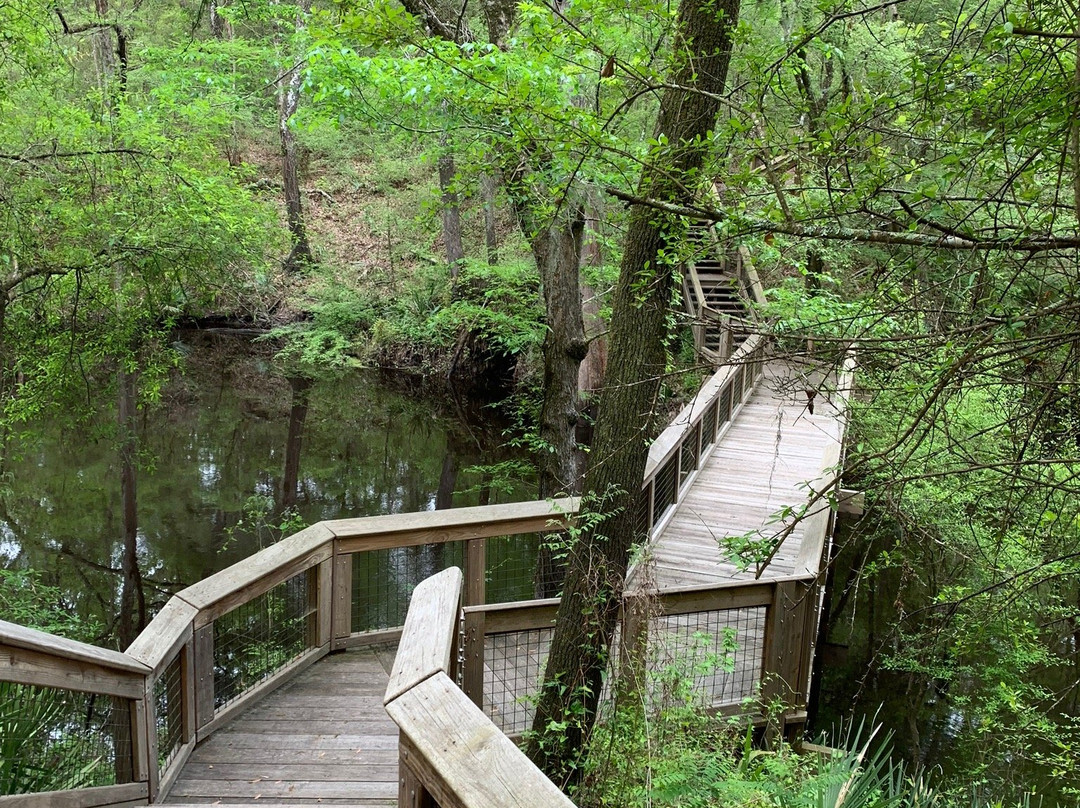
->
(526, 0), (741, 785)
(532, 207), (588, 596)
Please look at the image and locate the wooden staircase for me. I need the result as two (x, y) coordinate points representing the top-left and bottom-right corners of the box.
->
(682, 225), (764, 364)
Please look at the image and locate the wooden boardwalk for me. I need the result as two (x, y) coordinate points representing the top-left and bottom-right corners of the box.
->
(165, 649), (400, 806)
(640, 360), (844, 589)
(154, 357), (849, 804)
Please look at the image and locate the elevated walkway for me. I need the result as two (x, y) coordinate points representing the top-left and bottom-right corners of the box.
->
(1, 339), (854, 808)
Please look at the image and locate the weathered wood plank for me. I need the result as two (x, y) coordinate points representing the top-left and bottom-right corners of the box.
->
(167, 781), (398, 799)
(183, 524), (336, 629)
(462, 598), (559, 634)
(0, 782), (148, 808)
(196, 645), (328, 740)
(0, 641), (146, 699)
(332, 552), (354, 648)
(125, 599), (197, 674)
(384, 567), (462, 705)
(330, 499), (577, 554)
(386, 673), (574, 808)
(0, 621), (149, 677)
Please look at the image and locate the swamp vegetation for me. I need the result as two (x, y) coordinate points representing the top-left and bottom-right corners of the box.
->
(4, 0), (1080, 802)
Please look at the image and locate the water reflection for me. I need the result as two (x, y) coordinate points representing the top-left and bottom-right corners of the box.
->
(1, 332), (530, 644)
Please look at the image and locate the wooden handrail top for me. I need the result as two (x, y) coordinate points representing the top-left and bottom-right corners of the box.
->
(384, 566), (462, 705)
(387, 672), (576, 808)
(644, 333), (765, 479)
(328, 497), (577, 543)
(0, 619), (150, 676)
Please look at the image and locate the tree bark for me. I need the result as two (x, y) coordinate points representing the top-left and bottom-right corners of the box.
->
(526, 0), (741, 784)
(481, 172), (499, 265)
(438, 146), (465, 278)
(577, 195), (608, 395)
(277, 0), (313, 274)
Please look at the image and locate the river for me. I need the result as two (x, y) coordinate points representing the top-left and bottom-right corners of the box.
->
(0, 332), (533, 644)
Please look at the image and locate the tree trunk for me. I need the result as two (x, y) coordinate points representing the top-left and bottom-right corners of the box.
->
(438, 147), (465, 279)
(481, 172), (499, 265)
(532, 208), (588, 597)
(577, 195), (607, 395)
(117, 366), (145, 650)
(277, 1), (313, 273)
(526, 0), (741, 784)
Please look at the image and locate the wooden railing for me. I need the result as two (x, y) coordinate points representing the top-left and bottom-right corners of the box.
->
(637, 333), (767, 540)
(384, 567), (574, 808)
(0, 337), (838, 807)
(0, 499), (574, 807)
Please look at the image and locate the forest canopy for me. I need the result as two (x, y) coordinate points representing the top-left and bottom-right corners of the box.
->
(3, 0), (1080, 801)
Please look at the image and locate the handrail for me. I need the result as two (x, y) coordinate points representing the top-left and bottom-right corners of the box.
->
(384, 568), (575, 808)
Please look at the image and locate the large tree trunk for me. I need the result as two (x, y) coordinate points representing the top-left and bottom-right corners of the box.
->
(577, 195), (607, 395)
(526, 0), (741, 785)
(532, 208), (588, 596)
(438, 146), (465, 279)
(277, 1), (313, 273)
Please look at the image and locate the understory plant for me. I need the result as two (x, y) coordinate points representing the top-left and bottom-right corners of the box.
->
(574, 637), (1026, 808)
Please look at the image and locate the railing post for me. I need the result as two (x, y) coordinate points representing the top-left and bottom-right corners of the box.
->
(180, 638), (196, 746)
(761, 580), (811, 743)
(194, 623), (215, 734)
(310, 558), (333, 649)
(399, 740), (436, 808)
(332, 550), (353, 650)
(462, 608), (485, 709)
(619, 592), (650, 696)
(464, 538), (486, 608)
(142, 678), (160, 801)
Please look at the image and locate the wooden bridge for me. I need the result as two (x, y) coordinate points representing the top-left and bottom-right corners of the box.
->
(0, 332), (855, 808)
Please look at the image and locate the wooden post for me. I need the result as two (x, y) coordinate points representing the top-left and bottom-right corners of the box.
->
(310, 558), (333, 649)
(180, 639), (196, 745)
(619, 592), (649, 696)
(194, 624), (215, 732)
(464, 538), (485, 608)
(399, 742), (436, 808)
(332, 551), (353, 650)
(462, 609), (485, 709)
(692, 321), (705, 358)
(131, 694), (149, 786)
(142, 679), (159, 800)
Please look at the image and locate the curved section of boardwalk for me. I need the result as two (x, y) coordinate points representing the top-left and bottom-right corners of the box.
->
(645, 360), (844, 589)
(165, 649), (399, 806)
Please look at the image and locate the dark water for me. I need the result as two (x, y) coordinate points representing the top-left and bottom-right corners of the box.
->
(811, 520), (1078, 804)
(0, 332), (531, 641)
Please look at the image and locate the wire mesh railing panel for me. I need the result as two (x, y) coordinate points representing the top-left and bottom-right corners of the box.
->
(351, 542), (464, 633)
(653, 456), (679, 526)
(483, 627), (552, 736)
(717, 384), (732, 429)
(648, 607), (765, 709)
(213, 569), (313, 709)
(679, 425), (701, 489)
(732, 367), (746, 406)
(0, 681), (130, 795)
(485, 534), (548, 602)
(154, 653), (184, 774)
(702, 400), (719, 449)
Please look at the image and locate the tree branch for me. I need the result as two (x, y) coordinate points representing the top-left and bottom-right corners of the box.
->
(603, 186), (1080, 252)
